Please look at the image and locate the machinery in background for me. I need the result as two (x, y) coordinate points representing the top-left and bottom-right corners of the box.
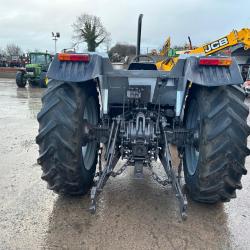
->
(157, 28), (250, 72)
(16, 52), (52, 88)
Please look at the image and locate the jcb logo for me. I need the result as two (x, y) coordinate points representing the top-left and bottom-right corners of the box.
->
(204, 37), (229, 53)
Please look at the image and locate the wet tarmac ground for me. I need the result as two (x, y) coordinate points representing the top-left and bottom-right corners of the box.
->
(0, 79), (250, 250)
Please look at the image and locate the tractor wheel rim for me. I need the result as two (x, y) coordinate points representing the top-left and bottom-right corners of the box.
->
(185, 99), (200, 175)
(82, 97), (97, 170)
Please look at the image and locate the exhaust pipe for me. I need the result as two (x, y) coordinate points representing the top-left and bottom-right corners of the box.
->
(188, 36), (193, 50)
(136, 14), (143, 58)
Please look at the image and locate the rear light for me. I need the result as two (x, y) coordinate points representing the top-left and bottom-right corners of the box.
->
(246, 81), (250, 86)
(199, 57), (232, 66)
(58, 53), (90, 62)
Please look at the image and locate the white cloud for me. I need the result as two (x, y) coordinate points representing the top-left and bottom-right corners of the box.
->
(0, 0), (249, 53)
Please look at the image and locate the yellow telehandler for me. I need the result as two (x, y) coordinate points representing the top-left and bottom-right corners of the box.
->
(157, 28), (250, 71)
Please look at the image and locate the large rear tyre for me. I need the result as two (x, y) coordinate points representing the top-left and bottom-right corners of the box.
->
(184, 85), (250, 203)
(16, 71), (26, 88)
(36, 80), (99, 195)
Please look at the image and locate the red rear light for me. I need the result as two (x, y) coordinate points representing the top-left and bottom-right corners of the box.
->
(246, 81), (250, 86)
(58, 53), (90, 62)
(199, 57), (232, 66)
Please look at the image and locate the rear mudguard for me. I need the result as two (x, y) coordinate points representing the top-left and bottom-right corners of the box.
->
(171, 56), (243, 116)
(47, 54), (243, 118)
(47, 53), (112, 83)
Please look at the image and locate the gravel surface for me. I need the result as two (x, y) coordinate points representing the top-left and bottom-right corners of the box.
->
(0, 79), (250, 250)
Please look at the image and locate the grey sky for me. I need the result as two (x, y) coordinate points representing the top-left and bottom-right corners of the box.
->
(0, 0), (249, 54)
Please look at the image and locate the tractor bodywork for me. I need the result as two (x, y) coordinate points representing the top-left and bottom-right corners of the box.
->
(37, 15), (249, 220)
(25, 52), (52, 85)
(16, 52), (52, 88)
(48, 53), (242, 118)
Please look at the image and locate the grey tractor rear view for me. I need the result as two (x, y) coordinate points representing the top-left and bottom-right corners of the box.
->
(36, 15), (250, 219)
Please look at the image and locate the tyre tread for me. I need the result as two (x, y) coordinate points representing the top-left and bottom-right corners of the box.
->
(184, 85), (249, 203)
(36, 81), (99, 195)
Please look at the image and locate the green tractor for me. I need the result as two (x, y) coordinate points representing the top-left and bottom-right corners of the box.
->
(16, 52), (52, 88)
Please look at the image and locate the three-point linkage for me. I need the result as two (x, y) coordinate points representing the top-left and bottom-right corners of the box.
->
(89, 117), (122, 213)
(89, 116), (188, 220)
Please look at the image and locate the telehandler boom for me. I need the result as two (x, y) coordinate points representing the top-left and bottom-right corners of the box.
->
(157, 28), (250, 71)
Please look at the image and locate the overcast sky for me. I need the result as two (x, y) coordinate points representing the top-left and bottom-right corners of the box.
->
(0, 0), (249, 54)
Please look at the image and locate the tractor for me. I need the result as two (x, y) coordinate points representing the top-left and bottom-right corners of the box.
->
(36, 15), (250, 219)
(16, 52), (52, 88)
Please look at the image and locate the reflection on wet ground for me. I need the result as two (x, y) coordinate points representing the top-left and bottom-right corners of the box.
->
(0, 79), (250, 250)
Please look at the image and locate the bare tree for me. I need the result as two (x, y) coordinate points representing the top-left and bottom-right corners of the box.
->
(104, 35), (112, 53)
(72, 13), (110, 52)
(5, 43), (22, 56)
(108, 43), (136, 62)
(109, 43), (136, 57)
(0, 47), (6, 56)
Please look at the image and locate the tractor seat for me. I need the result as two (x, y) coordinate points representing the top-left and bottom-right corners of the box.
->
(128, 62), (157, 70)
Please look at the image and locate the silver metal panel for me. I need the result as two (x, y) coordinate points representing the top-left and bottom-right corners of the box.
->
(102, 89), (108, 114)
(128, 77), (157, 102)
(176, 90), (185, 117)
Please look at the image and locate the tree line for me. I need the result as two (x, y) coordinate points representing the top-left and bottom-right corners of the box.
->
(71, 13), (137, 61)
(71, 13), (194, 61)
(0, 44), (23, 57)
(1, 13), (192, 63)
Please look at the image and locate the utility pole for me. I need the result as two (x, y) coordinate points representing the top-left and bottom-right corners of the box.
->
(52, 32), (60, 54)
